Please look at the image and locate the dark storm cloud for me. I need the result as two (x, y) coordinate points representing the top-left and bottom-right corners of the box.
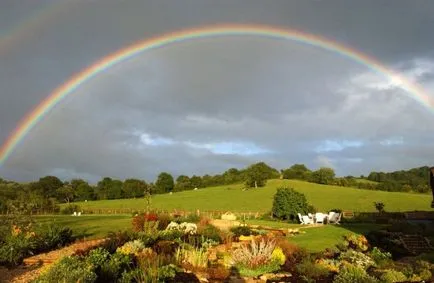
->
(1, 0), (434, 182)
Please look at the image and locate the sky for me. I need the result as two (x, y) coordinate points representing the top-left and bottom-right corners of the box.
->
(1, 0), (434, 183)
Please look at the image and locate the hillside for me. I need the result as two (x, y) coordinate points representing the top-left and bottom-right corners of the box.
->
(71, 179), (433, 213)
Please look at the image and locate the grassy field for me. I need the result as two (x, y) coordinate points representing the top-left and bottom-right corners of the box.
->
(35, 215), (131, 239)
(355, 178), (379, 184)
(34, 215), (383, 252)
(70, 179), (433, 213)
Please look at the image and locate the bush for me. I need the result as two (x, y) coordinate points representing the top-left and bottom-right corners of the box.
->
(198, 224), (222, 244)
(0, 233), (36, 266)
(131, 215), (145, 232)
(34, 256), (97, 283)
(157, 213), (172, 230)
(338, 250), (375, 270)
(369, 247), (392, 265)
(295, 260), (331, 282)
(332, 264), (379, 283)
(99, 252), (133, 282)
(34, 223), (74, 253)
(272, 187), (310, 222)
(380, 269), (407, 283)
(230, 226), (256, 238)
(85, 247), (110, 268)
(231, 238), (283, 277)
(60, 204), (81, 215)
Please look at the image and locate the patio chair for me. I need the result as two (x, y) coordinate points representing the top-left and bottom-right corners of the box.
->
(328, 212), (341, 224)
(315, 212), (326, 224)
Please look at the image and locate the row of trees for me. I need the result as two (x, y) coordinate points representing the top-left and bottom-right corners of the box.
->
(280, 164), (430, 193)
(0, 163), (431, 212)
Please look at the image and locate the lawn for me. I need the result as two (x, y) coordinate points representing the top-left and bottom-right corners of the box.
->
(70, 179), (433, 213)
(34, 215), (131, 239)
(33, 215), (385, 252)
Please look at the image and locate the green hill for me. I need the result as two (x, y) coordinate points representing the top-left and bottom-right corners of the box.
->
(71, 179), (433, 213)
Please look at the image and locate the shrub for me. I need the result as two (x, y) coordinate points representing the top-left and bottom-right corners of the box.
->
(380, 269), (407, 283)
(34, 256), (97, 283)
(198, 224), (222, 244)
(232, 239), (276, 270)
(374, 202), (385, 213)
(341, 234), (369, 252)
(99, 252), (133, 282)
(60, 204), (81, 215)
(332, 264), (379, 283)
(34, 223), (73, 253)
(102, 231), (136, 253)
(85, 247), (110, 268)
(338, 250), (375, 270)
(369, 247), (392, 265)
(295, 260), (331, 282)
(175, 245), (208, 270)
(157, 213), (172, 230)
(116, 240), (146, 256)
(230, 226), (256, 237)
(272, 187), (309, 222)
(0, 233), (36, 266)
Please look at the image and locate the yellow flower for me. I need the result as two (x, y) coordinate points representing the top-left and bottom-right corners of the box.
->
(271, 247), (286, 265)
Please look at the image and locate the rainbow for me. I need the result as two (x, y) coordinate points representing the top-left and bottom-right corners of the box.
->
(0, 1), (78, 54)
(1, 23), (433, 166)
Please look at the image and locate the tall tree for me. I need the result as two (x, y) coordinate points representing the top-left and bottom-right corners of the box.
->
(175, 175), (191, 191)
(155, 172), (174, 193)
(122, 179), (147, 198)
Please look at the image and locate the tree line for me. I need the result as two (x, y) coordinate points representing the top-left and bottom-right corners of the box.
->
(0, 163), (431, 213)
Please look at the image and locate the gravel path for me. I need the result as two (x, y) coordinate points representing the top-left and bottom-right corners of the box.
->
(0, 238), (106, 283)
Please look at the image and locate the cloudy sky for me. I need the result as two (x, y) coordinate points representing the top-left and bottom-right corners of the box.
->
(1, 0), (434, 183)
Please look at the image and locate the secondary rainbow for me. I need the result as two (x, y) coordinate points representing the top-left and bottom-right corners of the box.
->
(1, 24), (433, 166)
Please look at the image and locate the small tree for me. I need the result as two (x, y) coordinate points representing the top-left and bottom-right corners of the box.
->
(374, 202), (385, 213)
(272, 187), (310, 222)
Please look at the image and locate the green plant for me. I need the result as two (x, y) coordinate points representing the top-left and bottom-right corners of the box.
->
(33, 256), (97, 283)
(338, 250), (375, 270)
(0, 232), (36, 266)
(332, 264), (379, 283)
(230, 226), (255, 237)
(99, 252), (133, 282)
(369, 247), (392, 265)
(175, 245), (208, 270)
(295, 260), (331, 282)
(116, 240), (146, 256)
(85, 247), (110, 268)
(198, 224), (222, 244)
(230, 237), (283, 276)
(60, 204), (81, 215)
(34, 223), (73, 253)
(380, 269), (407, 283)
(341, 234), (369, 252)
(272, 187), (310, 222)
(374, 202), (385, 213)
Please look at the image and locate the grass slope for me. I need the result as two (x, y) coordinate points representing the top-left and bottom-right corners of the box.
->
(71, 179), (433, 213)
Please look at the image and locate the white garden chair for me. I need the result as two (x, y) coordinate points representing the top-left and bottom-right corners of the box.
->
(315, 212), (326, 224)
(328, 212), (341, 224)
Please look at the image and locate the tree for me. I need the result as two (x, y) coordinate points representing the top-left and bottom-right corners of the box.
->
(272, 187), (310, 222)
(76, 183), (95, 201)
(190, 175), (202, 189)
(310, 167), (336, 185)
(244, 162), (279, 188)
(122, 179), (147, 198)
(96, 177), (112, 200)
(36, 176), (64, 198)
(155, 172), (174, 193)
(175, 175), (191, 191)
(56, 184), (75, 203)
(282, 164), (312, 180)
(107, 180), (123, 199)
